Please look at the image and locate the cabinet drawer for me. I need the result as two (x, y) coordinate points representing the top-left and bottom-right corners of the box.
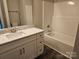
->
(37, 38), (44, 43)
(37, 32), (44, 38)
(0, 34), (36, 54)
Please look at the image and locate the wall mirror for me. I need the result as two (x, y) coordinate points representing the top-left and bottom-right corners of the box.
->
(0, 0), (33, 29)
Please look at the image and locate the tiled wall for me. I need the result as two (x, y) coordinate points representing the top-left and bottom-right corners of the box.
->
(52, 0), (79, 47)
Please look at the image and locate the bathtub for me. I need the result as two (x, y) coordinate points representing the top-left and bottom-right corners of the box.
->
(44, 32), (74, 59)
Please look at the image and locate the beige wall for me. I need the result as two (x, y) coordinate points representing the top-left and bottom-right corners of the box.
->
(20, 0), (33, 25)
(25, 0), (33, 25)
(20, 0), (43, 27)
(33, 0), (42, 28)
(42, 0), (54, 31)
(19, 0), (26, 25)
(7, 0), (19, 11)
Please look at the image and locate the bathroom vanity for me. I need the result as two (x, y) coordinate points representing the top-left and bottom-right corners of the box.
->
(0, 27), (44, 59)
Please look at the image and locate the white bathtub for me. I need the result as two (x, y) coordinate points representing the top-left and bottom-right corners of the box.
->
(44, 33), (74, 59)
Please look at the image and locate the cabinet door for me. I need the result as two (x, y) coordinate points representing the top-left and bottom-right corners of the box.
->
(23, 40), (36, 59)
(37, 38), (44, 56)
(0, 48), (20, 59)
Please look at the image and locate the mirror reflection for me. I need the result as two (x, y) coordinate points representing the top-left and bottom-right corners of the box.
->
(0, 0), (33, 29)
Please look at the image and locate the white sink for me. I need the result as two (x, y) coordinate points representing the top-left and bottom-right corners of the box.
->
(6, 31), (25, 39)
(0, 31), (26, 45)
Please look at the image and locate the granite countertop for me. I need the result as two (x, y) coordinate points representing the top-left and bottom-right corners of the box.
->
(0, 27), (44, 45)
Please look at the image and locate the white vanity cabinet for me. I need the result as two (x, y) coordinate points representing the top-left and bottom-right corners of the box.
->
(0, 40), (36, 59)
(22, 40), (36, 59)
(0, 36), (36, 59)
(0, 31), (44, 59)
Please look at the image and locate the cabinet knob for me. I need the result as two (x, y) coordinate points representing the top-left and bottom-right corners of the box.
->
(40, 42), (42, 43)
(40, 35), (42, 36)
